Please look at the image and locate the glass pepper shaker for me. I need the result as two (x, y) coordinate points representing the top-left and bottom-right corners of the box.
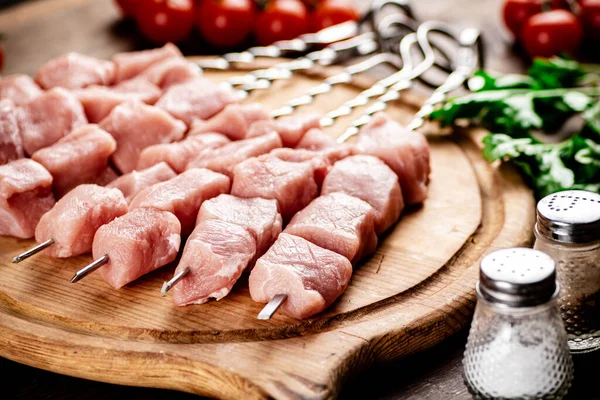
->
(463, 248), (573, 400)
(533, 190), (600, 353)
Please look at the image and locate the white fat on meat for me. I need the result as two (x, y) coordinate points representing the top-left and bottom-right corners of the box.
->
(172, 219), (257, 306)
(31, 124), (117, 197)
(19, 87), (88, 155)
(249, 233), (353, 319)
(322, 155), (404, 234)
(112, 43), (183, 83)
(186, 131), (282, 177)
(35, 184), (127, 258)
(196, 194), (282, 260)
(93, 208), (181, 289)
(0, 159), (55, 238)
(35, 52), (116, 90)
(155, 77), (240, 125)
(129, 168), (230, 236)
(107, 162), (176, 204)
(189, 103), (272, 140)
(356, 112), (431, 205)
(137, 133), (230, 173)
(0, 99), (24, 165)
(99, 100), (186, 174)
(0, 74), (43, 106)
(231, 154), (320, 221)
(284, 192), (378, 265)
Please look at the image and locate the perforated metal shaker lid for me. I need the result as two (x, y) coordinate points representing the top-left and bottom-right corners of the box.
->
(478, 248), (557, 307)
(536, 190), (600, 244)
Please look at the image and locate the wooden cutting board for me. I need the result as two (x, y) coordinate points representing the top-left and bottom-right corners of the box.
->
(0, 61), (535, 400)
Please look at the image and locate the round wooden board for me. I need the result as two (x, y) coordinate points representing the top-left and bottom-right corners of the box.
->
(0, 59), (535, 400)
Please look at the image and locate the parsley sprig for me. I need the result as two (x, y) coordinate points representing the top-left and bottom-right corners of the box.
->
(427, 57), (600, 198)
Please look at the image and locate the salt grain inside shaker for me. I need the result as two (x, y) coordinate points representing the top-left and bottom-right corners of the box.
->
(533, 190), (600, 353)
(463, 248), (573, 400)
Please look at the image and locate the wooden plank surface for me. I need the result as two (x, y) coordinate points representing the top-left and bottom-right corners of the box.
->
(0, 0), (598, 399)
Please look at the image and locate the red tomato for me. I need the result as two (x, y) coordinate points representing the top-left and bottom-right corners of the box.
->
(521, 9), (583, 57)
(135, 0), (195, 44)
(580, 0), (600, 40)
(0, 44), (4, 73)
(197, 0), (256, 48)
(114, 0), (143, 17)
(503, 0), (543, 37)
(254, 0), (309, 46)
(310, 0), (360, 32)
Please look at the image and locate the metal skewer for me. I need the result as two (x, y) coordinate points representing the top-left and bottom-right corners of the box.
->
(407, 27), (483, 130)
(257, 294), (288, 320)
(70, 254), (109, 283)
(197, 21), (361, 71)
(160, 266), (190, 296)
(333, 21), (468, 143)
(12, 238), (55, 263)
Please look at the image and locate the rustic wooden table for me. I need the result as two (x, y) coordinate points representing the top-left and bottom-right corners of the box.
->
(0, 0), (598, 399)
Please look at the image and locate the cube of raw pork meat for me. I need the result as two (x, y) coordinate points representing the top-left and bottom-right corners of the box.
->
(93, 208), (181, 289)
(35, 52), (116, 90)
(295, 128), (336, 150)
(172, 219), (257, 306)
(75, 79), (162, 123)
(99, 100), (186, 173)
(0, 159), (55, 238)
(186, 131), (282, 177)
(107, 162), (176, 204)
(0, 74), (43, 106)
(129, 168), (230, 236)
(247, 113), (320, 147)
(136, 57), (201, 89)
(357, 113), (430, 205)
(196, 194), (282, 260)
(285, 192), (377, 264)
(249, 233), (353, 319)
(19, 87), (88, 155)
(112, 43), (183, 83)
(35, 184), (127, 258)
(31, 124), (117, 197)
(155, 77), (240, 125)
(322, 155), (403, 234)
(189, 103), (272, 140)
(0, 100), (24, 165)
(137, 133), (230, 173)
(231, 154), (320, 221)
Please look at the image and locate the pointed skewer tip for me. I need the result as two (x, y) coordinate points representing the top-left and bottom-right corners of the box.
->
(160, 267), (191, 295)
(257, 294), (288, 320)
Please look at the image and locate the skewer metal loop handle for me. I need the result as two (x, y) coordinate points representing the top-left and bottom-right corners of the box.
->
(161, 267), (191, 296)
(12, 238), (55, 263)
(70, 254), (109, 283)
(257, 294), (288, 320)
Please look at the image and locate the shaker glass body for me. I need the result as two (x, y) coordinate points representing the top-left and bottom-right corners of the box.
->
(534, 234), (600, 353)
(463, 297), (573, 399)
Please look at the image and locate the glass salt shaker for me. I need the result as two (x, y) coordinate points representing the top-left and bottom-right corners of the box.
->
(533, 190), (600, 353)
(463, 248), (573, 400)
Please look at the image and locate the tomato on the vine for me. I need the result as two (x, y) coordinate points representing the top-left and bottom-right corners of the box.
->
(310, 0), (360, 32)
(502, 0), (543, 37)
(579, 0), (600, 40)
(135, 0), (195, 44)
(521, 9), (583, 57)
(197, 0), (256, 48)
(254, 0), (309, 46)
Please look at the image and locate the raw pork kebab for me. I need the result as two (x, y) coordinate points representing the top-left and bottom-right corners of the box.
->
(1, 44), (430, 320)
